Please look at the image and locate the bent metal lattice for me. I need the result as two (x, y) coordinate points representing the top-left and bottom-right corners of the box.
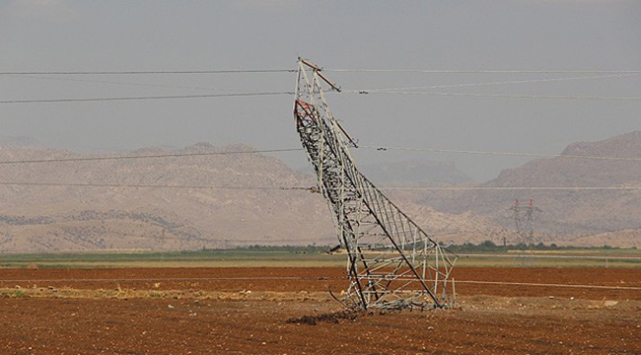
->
(293, 58), (457, 311)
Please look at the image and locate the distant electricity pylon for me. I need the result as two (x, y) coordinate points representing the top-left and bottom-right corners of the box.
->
(293, 58), (457, 311)
(508, 199), (543, 245)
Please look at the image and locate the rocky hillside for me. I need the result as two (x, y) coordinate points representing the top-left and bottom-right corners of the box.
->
(0, 143), (498, 253)
(6, 131), (638, 252)
(422, 132), (641, 246)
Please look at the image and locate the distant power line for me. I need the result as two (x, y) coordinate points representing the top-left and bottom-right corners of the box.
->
(0, 69), (296, 75)
(9, 74), (254, 92)
(5, 91), (637, 105)
(346, 73), (641, 94)
(1, 181), (639, 191)
(326, 69), (641, 74)
(1, 144), (639, 166)
(0, 91), (294, 104)
(0, 148), (303, 165)
(3, 69), (641, 76)
(376, 186), (641, 191)
(348, 91), (641, 102)
(0, 181), (313, 190)
(360, 146), (641, 162)
(4, 69), (640, 104)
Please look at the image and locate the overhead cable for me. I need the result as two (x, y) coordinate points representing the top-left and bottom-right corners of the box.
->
(1, 181), (639, 191)
(3, 91), (636, 104)
(2, 277), (640, 290)
(0, 181), (312, 190)
(9, 74), (246, 92)
(374, 186), (641, 191)
(0, 148), (303, 165)
(11, 72), (639, 98)
(346, 73), (641, 94)
(355, 91), (641, 102)
(360, 145), (641, 162)
(0, 91), (294, 104)
(3, 69), (640, 75)
(0, 69), (296, 75)
(325, 69), (641, 74)
(0, 145), (639, 165)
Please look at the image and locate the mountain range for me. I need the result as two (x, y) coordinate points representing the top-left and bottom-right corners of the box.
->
(1, 132), (640, 252)
(421, 131), (641, 246)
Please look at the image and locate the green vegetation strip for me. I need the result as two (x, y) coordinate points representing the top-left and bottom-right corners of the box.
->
(0, 248), (344, 268)
(1, 244), (640, 269)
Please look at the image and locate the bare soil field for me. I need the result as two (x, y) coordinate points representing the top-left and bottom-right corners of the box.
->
(1, 267), (640, 354)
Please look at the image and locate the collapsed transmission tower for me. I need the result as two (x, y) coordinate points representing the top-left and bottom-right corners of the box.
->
(293, 58), (457, 311)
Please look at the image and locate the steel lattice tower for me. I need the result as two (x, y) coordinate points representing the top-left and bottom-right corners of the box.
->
(509, 199), (543, 245)
(293, 58), (457, 311)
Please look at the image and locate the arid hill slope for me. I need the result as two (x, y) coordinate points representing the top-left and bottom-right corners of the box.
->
(0, 143), (498, 253)
(422, 132), (641, 246)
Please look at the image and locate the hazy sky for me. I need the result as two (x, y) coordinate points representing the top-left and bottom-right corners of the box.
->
(1, 0), (640, 181)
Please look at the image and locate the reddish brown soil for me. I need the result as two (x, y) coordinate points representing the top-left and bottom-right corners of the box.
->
(1, 267), (640, 354)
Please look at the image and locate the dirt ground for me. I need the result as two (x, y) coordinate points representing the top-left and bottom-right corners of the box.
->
(1, 267), (640, 354)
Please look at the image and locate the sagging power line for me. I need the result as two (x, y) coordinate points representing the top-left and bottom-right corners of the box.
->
(3, 91), (638, 105)
(1, 143), (640, 167)
(325, 69), (641, 74)
(0, 181), (312, 191)
(360, 145), (641, 162)
(4, 68), (640, 76)
(353, 91), (641, 102)
(0, 91), (294, 104)
(1, 182), (639, 191)
(345, 73), (641, 94)
(0, 148), (302, 165)
(0, 69), (296, 75)
(8, 74), (261, 93)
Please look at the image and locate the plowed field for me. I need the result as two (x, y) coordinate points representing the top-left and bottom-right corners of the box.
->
(1, 267), (640, 354)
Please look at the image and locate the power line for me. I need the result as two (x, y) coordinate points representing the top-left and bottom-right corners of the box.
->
(360, 145), (641, 162)
(346, 73), (641, 94)
(3, 69), (640, 75)
(3, 90), (636, 104)
(375, 186), (641, 191)
(0, 181), (312, 190)
(1, 277), (639, 291)
(0, 277), (341, 283)
(453, 280), (641, 291)
(0, 69), (296, 75)
(0, 148), (303, 165)
(9, 74), (246, 92)
(10, 73), (640, 98)
(0, 144), (638, 166)
(4, 72), (639, 104)
(326, 69), (641, 74)
(0, 91), (294, 104)
(1, 181), (639, 191)
(350, 91), (641, 102)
